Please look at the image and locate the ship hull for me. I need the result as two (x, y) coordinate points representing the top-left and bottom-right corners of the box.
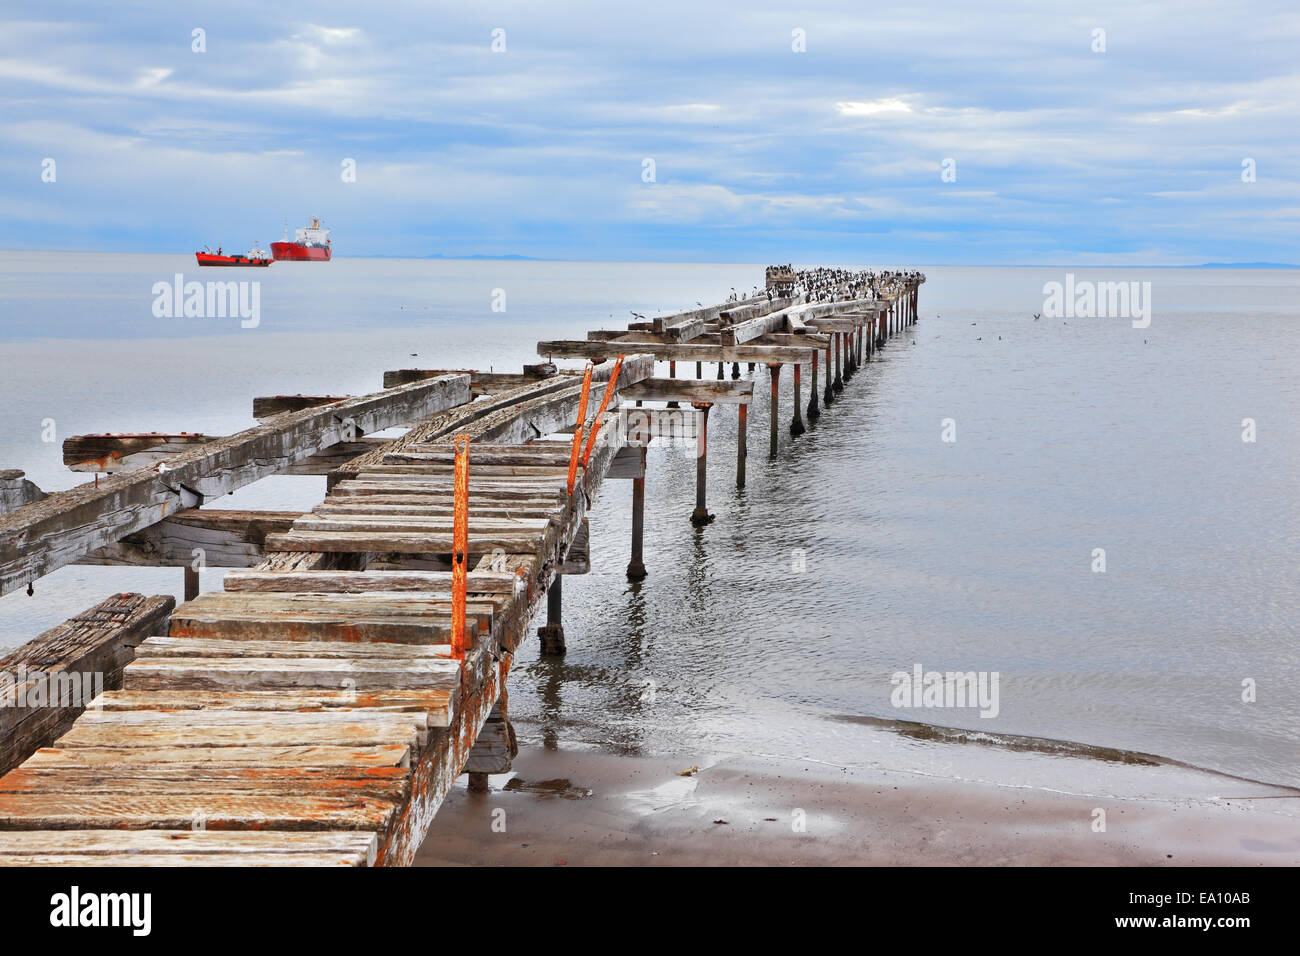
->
(196, 253), (272, 267)
(271, 241), (332, 261)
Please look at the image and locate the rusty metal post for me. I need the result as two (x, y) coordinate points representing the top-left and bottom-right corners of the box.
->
(183, 566), (199, 602)
(790, 363), (805, 435)
(452, 434), (471, 657)
(695, 361), (702, 378)
(808, 351), (821, 422)
(566, 365), (593, 498)
(628, 445), (647, 580)
(844, 328), (856, 380)
(731, 362), (741, 380)
(736, 402), (748, 488)
(538, 575), (565, 654)
(582, 354), (623, 468)
(823, 338), (834, 407)
(833, 333), (844, 393)
(690, 402), (714, 525)
(667, 360), (679, 408)
(717, 361), (725, 380)
(768, 363), (781, 457)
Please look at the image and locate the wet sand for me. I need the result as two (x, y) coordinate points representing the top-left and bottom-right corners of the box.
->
(415, 741), (1300, 866)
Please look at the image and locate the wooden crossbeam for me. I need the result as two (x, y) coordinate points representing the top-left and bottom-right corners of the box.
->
(619, 378), (753, 405)
(0, 374), (470, 598)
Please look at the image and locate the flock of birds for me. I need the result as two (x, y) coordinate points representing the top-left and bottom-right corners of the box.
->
(762, 265), (927, 303)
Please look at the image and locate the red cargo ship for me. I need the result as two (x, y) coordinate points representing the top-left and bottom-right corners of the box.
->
(271, 218), (332, 261)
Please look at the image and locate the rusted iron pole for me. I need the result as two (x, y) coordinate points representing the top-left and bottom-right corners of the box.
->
(808, 351), (821, 421)
(731, 362), (741, 380)
(716, 361), (724, 380)
(183, 566), (199, 602)
(690, 402), (714, 525)
(833, 333), (844, 393)
(823, 338), (834, 406)
(844, 329), (856, 381)
(695, 361), (702, 378)
(768, 363), (781, 457)
(628, 445), (647, 580)
(452, 434), (470, 658)
(736, 403), (748, 488)
(790, 363), (805, 435)
(538, 576), (565, 654)
(667, 360), (679, 408)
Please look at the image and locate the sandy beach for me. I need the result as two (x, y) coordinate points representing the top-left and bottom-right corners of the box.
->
(415, 738), (1300, 867)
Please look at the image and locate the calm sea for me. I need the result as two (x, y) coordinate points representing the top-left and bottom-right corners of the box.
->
(1, 253), (1296, 788)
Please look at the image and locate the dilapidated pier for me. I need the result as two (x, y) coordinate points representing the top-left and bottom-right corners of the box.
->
(0, 267), (922, 866)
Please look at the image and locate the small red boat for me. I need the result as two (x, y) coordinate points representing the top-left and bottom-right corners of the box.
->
(195, 243), (272, 267)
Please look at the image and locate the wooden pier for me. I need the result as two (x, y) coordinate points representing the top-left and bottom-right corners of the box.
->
(0, 267), (922, 866)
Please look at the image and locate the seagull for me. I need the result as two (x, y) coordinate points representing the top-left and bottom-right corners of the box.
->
(1033, 313), (1041, 321)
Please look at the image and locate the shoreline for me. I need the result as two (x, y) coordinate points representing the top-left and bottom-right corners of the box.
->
(415, 731), (1300, 866)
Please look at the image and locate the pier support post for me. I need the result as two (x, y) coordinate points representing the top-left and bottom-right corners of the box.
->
(468, 773), (489, 793)
(627, 446), (648, 580)
(538, 576), (565, 654)
(690, 402), (714, 525)
(808, 351), (821, 422)
(667, 361), (679, 408)
(844, 329), (856, 380)
(183, 566), (199, 602)
(696, 361), (703, 378)
(747, 362), (755, 373)
(731, 362), (741, 380)
(736, 403), (748, 488)
(717, 362), (725, 380)
(768, 363), (781, 457)
(856, 326), (864, 365)
(790, 363), (805, 435)
(833, 333), (844, 393)
(823, 339), (834, 406)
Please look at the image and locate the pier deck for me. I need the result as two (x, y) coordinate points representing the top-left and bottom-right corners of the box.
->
(0, 270), (922, 866)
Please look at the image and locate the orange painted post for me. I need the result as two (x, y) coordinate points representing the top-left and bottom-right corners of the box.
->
(582, 355), (623, 467)
(566, 364), (593, 497)
(451, 433), (470, 658)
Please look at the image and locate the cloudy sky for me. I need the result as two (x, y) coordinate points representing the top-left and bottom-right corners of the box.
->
(2, 1), (1298, 263)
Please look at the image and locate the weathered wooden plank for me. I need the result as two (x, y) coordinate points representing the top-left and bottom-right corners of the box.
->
(135, 635), (451, 660)
(0, 792), (398, 832)
(78, 509), (302, 568)
(0, 471), (47, 515)
(265, 530), (547, 555)
(88, 689), (454, 726)
(122, 656), (458, 692)
(620, 378), (754, 405)
(0, 829), (378, 865)
(22, 744), (412, 769)
(0, 766), (409, 800)
(0, 593), (175, 777)
(222, 569), (521, 594)
(252, 395), (351, 419)
(538, 340), (818, 364)
(0, 374), (471, 597)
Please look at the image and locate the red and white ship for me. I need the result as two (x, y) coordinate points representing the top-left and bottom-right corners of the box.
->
(271, 218), (332, 261)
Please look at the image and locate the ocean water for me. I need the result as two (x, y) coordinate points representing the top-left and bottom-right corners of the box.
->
(1, 253), (1296, 788)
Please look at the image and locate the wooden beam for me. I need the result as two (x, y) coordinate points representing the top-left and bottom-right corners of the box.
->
(78, 510), (303, 568)
(0, 593), (176, 777)
(620, 377), (754, 405)
(64, 436), (391, 474)
(0, 374), (471, 598)
(0, 471), (46, 516)
(252, 396), (350, 420)
(538, 340), (817, 365)
(383, 366), (558, 395)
